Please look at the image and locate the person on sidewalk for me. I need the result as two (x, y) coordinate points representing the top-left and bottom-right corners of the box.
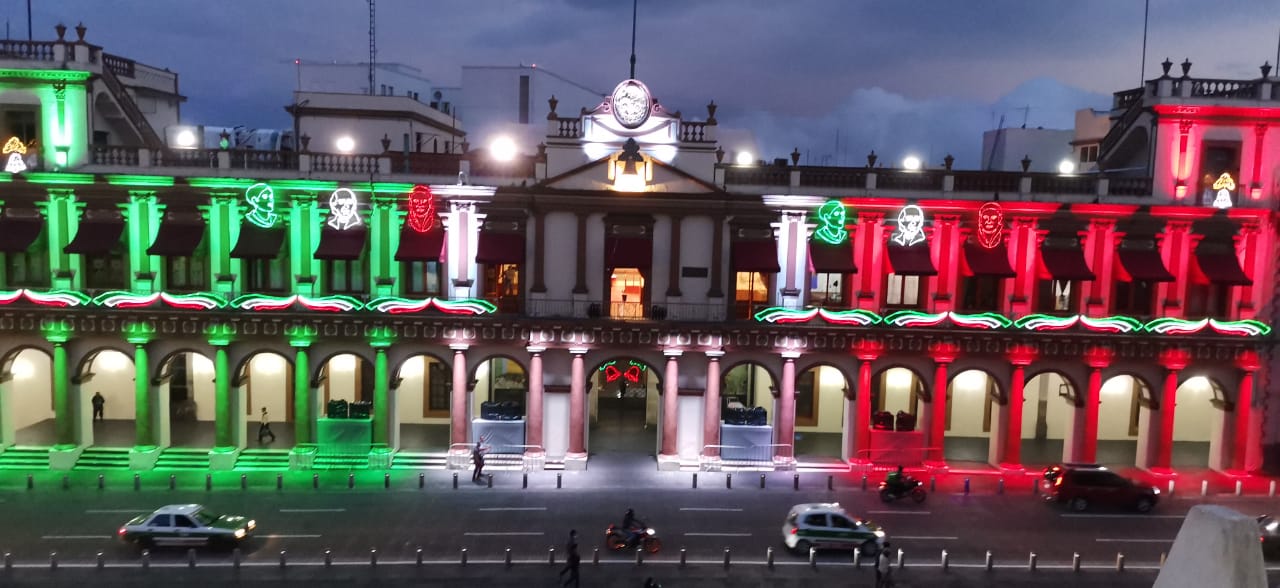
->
(559, 540), (581, 587)
(875, 542), (893, 587)
(471, 440), (487, 482)
(258, 407), (276, 443)
(566, 529), (578, 553)
(91, 392), (105, 422)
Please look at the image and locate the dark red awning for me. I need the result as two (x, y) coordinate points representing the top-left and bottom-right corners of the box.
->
(230, 223), (286, 259)
(1194, 248), (1251, 285)
(0, 210), (43, 253)
(809, 241), (857, 273)
(146, 213), (205, 257)
(962, 242), (1015, 277)
(64, 216), (125, 255)
(395, 226), (445, 262)
(605, 236), (652, 269)
(313, 227), (367, 260)
(1117, 248), (1174, 282)
(732, 239), (780, 273)
(475, 231), (525, 264)
(886, 245), (936, 276)
(1039, 246), (1095, 281)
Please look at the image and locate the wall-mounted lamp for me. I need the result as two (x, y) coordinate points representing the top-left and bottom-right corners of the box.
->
(1174, 181), (1187, 199)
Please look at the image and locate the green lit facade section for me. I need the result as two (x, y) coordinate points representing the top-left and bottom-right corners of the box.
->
(0, 69), (91, 170)
(813, 199), (850, 245)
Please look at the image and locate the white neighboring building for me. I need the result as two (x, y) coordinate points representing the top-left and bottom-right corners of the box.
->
(980, 126), (1073, 172)
(1070, 108), (1111, 174)
(459, 65), (606, 156)
(298, 61), (438, 104)
(287, 91), (465, 157)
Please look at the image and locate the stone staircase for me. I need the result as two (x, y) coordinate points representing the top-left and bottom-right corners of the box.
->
(0, 446), (50, 470)
(233, 448), (290, 471)
(390, 451), (449, 470)
(74, 447), (131, 470)
(153, 447), (210, 470)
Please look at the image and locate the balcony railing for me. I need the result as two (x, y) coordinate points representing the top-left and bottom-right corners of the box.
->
(90, 145), (140, 166)
(522, 298), (729, 322)
(0, 39), (54, 61)
(154, 148), (219, 169)
(951, 170), (1021, 193)
(723, 166), (789, 186)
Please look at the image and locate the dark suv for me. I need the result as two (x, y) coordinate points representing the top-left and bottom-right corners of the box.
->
(1041, 464), (1160, 513)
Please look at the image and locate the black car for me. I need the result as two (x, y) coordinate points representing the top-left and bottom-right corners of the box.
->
(1259, 515), (1280, 557)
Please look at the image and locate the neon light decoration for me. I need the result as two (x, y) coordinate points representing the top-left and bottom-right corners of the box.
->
(882, 311), (1011, 330)
(891, 204), (926, 246)
(753, 307), (881, 326)
(1012, 314), (1080, 331)
(976, 202), (1003, 249)
(243, 183), (278, 229)
(599, 360), (647, 384)
(815, 308), (882, 326)
(3, 137), (27, 173)
(230, 294), (363, 313)
(93, 291), (227, 310)
(947, 312), (1013, 329)
(365, 296), (497, 315)
(1208, 318), (1270, 337)
(813, 200), (849, 246)
(0, 288), (89, 307)
(1078, 315), (1143, 334)
(406, 185), (437, 233)
(1210, 172), (1235, 209)
(326, 188), (362, 230)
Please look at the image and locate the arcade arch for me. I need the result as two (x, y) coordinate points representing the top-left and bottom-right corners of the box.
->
(1019, 371), (1075, 465)
(943, 369), (1000, 463)
(589, 357), (661, 455)
(79, 349), (136, 447)
(1171, 376), (1228, 468)
(1099, 374), (1149, 465)
(392, 353), (451, 451)
(156, 351), (216, 448)
(793, 364), (849, 463)
(239, 352), (293, 447)
(5, 348), (53, 446)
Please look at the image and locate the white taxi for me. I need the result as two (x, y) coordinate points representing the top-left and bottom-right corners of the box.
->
(782, 502), (885, 555)
(118, 504), (256, 549)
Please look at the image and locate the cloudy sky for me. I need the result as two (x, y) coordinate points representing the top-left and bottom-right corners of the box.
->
(16, 1), (1279, 168)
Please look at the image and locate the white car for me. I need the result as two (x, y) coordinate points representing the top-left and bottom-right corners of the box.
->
(782, 503), (885, 555)
(118, 504), (256, 548)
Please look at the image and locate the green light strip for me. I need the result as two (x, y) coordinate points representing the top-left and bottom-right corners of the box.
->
(106, 174), (176, 187)
(0, 69), (92, 82)
(24, 172), (95, 184)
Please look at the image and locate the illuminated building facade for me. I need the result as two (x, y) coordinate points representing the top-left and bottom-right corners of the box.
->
(0, 32), (1274, 477)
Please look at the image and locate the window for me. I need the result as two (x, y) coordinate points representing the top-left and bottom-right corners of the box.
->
(810, 272), (845, 307)
(402, 261), (444, 296)
(802, 514), (827, 527)
(3, 110), (37, 144)
(884, 273), (922, 308)
(83, 245), (128, 290)
(1035, 279), (1077, 314)
(958, 276), (1000, 312)
(609, 267), (646, 319)
(324, 259), (367, 295)
(165, 242), (208, 292)
(483, 263), (521, 313)
(1186, 283), (1231, 319)
(734, 271), (769, 319)
(1113, 279), (1155, 316)
(245, 240), (289, 293)
(721, 365), (758, 410)
(795, 369), (817, 427)
(174, 516), (198, 528)
(425, 361), (449, 417)
(147, 515), (171, 527)
(829, 516), (855, 529)
(4, 232), (48, 288)
(1197, 142), (1241, 207)
(1078, 144), (1099, 163)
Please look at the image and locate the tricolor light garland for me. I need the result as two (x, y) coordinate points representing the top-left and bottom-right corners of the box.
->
(0, 289), (497, 316)
(752, 306), (1270, 337)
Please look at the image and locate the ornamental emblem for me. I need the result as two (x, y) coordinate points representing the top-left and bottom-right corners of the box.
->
(611, 79), (651, 129)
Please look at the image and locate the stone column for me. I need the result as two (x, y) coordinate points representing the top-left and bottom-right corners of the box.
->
(1003, 345), (1037, 467)
(371, 347), (390, 446)
(658, 349), (681, 468)
(124, 322), (157, 449)
(449, 344), (469, 446)
(777, 351), (799, 464)
(292, 344), (312, 445)
(927, 342), (959, 463)
(1078, 346), (1113, 463)
(526, 346), (545, 453)
(702, 350), (723, 459)
(1234, 350), (1262, 472)
(852, 340), (883, 462)
(567, 348), (587, 460)
(45, 322), (74, 447)
(1155, 348), (1190, 470)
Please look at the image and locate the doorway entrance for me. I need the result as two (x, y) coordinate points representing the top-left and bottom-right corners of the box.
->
(589, 358), (658, 456)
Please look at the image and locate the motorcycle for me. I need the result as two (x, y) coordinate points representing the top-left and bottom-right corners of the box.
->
(605, 523), (663, 553)
(879, 476), (927, 504)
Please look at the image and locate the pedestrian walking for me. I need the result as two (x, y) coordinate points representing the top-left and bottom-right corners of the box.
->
(566, 529), (578, 553)
(91, 392), (105, 421)
(559, 539), (581, 587)
(875, 542), (893, 588)
(471, 440), (486, 482)
(258, 407), (276, 443)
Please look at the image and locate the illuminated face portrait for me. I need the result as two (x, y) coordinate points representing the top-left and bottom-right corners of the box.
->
(814, 200), (849, 245)
(326, 188), (361, 230)
(976, 202), (1004, 249)
(244, 183), (278, 229)
(892, 204), (926, 247)
(406, 185), (436, 233)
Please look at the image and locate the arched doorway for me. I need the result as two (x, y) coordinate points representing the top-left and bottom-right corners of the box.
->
(81, 349), (136, 447)
(589, 357), (661, 455)
(944, 370), (1000, 464)
(720, 362), (777, 464)
(1100, 375), (1146, 465)
(1020, 371), (1075, 466)
(1172, 376), (1227, 468)
(868, 367), (926, 464)
(793, 365), (848, 465)
(7, 349), (53, 445)
(393, 354), (450, 451)
(160, 352), (216, 448)
(241, 352), (293, 448)
(472, 357), (527, 456)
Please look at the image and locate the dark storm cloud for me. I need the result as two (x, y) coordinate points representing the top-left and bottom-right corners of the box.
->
(16, 0), (1279, 166)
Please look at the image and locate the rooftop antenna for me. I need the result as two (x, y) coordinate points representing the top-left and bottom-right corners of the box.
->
(367, 0), (376, 95)
(25, 0), (30, 41)
(628, 0), (637, 79)
(1139, 0), (1150, 84)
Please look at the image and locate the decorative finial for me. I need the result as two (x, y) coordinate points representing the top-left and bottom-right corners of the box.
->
(74, 22), (86, 42)
(1180, 58), (1192, 78)
(706, 100), (718, 125)
(715, 146), (724, 163)
(1160, 57), (1173, 77)
(1020, 155), (1032, 173)
(790, 148), (800, 166)
(547, 95), (558, 120)
(943, 154), (954, 171)
(54, 23), (66, 41)
(866, 150), (877, 168)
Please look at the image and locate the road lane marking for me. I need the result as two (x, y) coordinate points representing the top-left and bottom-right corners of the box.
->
(85, 509), (148, 514)
(683, 532), (752, 537)
(866, 510), (931, 515)
(280, 508), (346, 513)
(893, 536), (959, 541)
(261, 534), (323, 538)
(1095, 538), (1174, 543)
(1060, 514), (1184, 519)
(464, 532), (545, 536)
(476, 507), (547, 512)
(679, 508), (744, 512)
(42, 535), (111, 540)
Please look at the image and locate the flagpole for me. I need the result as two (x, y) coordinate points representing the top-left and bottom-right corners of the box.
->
(1139, 0), (1150, 85)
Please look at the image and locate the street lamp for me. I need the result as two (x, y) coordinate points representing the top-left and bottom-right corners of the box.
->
(902, 155), (922, 171)
(335, 136), (356, 153)
(490, 136), (518, 162)
(735, 151), (753, 166)
(1058, 160), (1076, 175)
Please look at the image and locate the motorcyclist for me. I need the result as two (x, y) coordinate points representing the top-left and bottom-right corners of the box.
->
(885, 465), (907, 494)
(622, 508), (646, 545)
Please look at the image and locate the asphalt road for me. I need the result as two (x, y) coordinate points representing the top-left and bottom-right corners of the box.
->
(0, 468), (1275, 583)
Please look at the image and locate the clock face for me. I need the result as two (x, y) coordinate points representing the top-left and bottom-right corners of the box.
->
(611, 80), (651, 129)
